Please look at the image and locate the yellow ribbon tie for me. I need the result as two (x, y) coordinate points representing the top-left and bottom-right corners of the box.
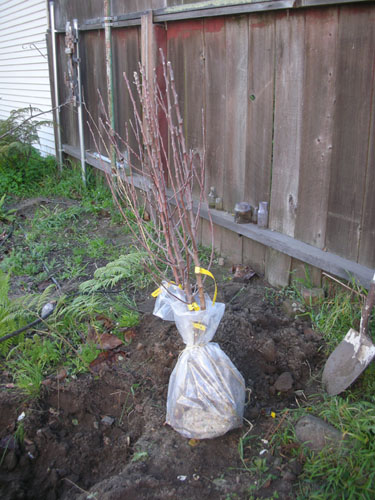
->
(193, 322), (206, 331)
(187, 302), (200, 311)
(151, 281), (182, 297)
(194, 266), (217, 305)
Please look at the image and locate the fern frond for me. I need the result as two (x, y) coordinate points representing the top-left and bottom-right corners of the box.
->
(79, 251), (150, 293)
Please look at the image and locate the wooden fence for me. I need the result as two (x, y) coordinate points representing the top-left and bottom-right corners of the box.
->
(48, 0), (375, 288)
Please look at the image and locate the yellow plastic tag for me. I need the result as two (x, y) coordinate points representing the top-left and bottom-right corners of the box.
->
(151, 281), (182, 298)
(188, 302), (200, 311)
(193, 322), (206, 331)
(194, 266), (217, 305)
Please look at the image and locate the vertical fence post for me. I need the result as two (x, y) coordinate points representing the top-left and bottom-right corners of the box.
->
(73, 19), (86, 185)
(49, 1), (63, 170)
(104, 0), (116, 171)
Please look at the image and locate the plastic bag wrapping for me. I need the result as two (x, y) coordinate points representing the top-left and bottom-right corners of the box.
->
(166, 295), (246, 439)
(153, 282), (186, 321)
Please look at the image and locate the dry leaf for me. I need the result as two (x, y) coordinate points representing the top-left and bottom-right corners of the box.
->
(87, 324), (99, 343)
(143, 210), (151, 221)
(98, 333), (123, 350)
(89, 350), (123, 372)
(96, 314), (115, 330)
(56, 368), (67, 381)
(231, 264), (256, 282)
(123, 328), (136, 343)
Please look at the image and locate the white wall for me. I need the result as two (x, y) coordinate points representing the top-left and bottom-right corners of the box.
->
(0, 0), (55, 156)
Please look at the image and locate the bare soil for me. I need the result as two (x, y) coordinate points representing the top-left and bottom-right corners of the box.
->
(0, 199), (325, 500)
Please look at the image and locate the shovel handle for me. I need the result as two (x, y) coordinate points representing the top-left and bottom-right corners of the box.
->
(360, 273), (375, 337)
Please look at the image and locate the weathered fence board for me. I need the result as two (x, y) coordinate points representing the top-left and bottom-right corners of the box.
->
(112, 26), (141, 152)
(295, 7), (337, 250)
(81, 30), (108, 154)
(167, 19), (204, 151)
(357, 6), (375, 268)
(223, 16), (248, 212)
(56, 33), (79, 148)
(55, 0), (104, 30)
(244, 12), (275, 274)
(325, 5), (375, 262)
(359, 91), (375, 267)
(245, 13), (274, 206)
(266, 10), (305, 286)
(200, 17), (226, 250)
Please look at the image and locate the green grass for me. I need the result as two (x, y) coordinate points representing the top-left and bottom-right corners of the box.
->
(269, 396), (375, 500)
(267, 274), (375, 500)
(8, 335), (62, 397)
(0, 162), (147, 396)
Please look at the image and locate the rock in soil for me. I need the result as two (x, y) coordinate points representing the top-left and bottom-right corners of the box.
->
(295, 414), (344, 452)
(259, 339), (277, 363)
(274, 372), (294, 392)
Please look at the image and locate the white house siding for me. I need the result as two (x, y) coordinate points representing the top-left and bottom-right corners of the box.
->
(0, 0), (55, 156)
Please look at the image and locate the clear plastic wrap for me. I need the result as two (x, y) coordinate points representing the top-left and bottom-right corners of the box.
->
(155, 285), (246, 439)
(153, 281), (185, 321)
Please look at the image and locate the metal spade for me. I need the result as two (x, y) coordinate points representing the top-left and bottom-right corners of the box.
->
(322, 272), (375, 396)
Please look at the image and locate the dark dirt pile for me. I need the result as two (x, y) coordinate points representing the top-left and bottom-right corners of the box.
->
(0, 278), (324, 500)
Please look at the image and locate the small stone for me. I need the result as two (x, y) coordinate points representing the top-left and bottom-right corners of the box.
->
(136, 343), (144, 351)
(101, 416), (115, 426)
(259, 339), (276, 362)
(213, 478), (228, 488)
(274, 372), (293, 392)
(218, 257), (225, 266)
(295, 414), (343, 452)
(303, 327), (321, 342)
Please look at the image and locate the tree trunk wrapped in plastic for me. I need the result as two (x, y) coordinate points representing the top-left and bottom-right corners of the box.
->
(154, 284), (245, 439)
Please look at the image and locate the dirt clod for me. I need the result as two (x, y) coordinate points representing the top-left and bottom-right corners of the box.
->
(274, 372), (294, 392)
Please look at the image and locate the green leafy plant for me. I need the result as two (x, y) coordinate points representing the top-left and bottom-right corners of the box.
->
(8, 335), (62, 396)
(131, 450), (148, 463)
(0, 270), (52, 355)
(79, 252), (151, 293)
(0, 107), (56, 194)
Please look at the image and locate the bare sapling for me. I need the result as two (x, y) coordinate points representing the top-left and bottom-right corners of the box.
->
(87, 51), (214, 310)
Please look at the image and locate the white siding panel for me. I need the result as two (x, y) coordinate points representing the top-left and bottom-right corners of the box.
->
(0, 0), (55, 157)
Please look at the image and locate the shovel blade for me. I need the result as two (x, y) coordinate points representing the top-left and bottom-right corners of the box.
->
(322, 328), (375, 396)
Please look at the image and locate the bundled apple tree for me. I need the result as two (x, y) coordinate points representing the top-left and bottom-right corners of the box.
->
(89, 52), (245, 439)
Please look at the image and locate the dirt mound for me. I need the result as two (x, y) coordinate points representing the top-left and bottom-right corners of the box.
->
(0, 279), (323, 499)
